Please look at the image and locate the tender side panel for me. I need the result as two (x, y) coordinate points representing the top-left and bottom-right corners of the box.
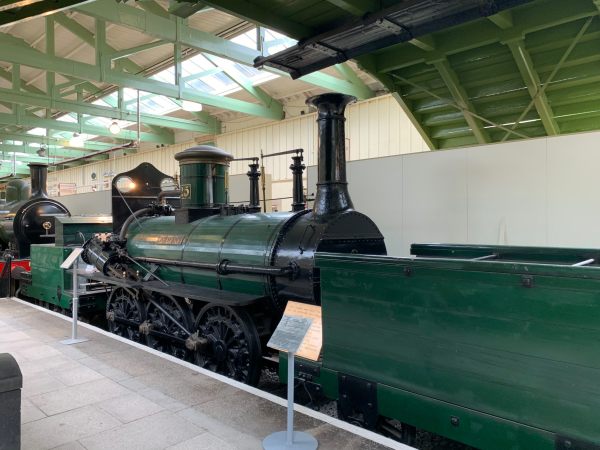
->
(316, 253), (600, 447)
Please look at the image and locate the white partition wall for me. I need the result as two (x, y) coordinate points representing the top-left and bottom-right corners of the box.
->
(308, 131), (600, 256)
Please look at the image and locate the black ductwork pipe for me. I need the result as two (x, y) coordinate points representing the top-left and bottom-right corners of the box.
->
(290, 154), (305, 212)
(28, 163), (48, 198)
(307, 93), (356, 217)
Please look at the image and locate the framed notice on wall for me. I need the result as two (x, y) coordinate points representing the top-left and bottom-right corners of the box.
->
(58, 183), (76, 196)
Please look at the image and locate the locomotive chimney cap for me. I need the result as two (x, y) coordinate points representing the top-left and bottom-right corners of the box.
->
(27, 162), (49, 168)
(306, 92), (357, 109)
(175, 145), (233, 165)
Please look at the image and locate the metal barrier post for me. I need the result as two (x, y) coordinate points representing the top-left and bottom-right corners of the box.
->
(60, 249), (88, 345)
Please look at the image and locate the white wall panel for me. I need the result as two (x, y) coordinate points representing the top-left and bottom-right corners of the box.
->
(466, 139), (547, 246)
(44, 94), (429, 194)
(402, 150), (468, 254)
(309, 131), (600, 256)
(546, 133), (600, 248)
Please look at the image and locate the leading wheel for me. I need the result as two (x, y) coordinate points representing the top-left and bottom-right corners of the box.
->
(194, 304), (262, 385)
(106, 287), (144, 343)
(145, 294), (193, 360)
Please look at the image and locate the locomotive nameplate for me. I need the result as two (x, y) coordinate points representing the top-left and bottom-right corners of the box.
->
(267, 314), (312, 354)
(283, 302), (322, 361)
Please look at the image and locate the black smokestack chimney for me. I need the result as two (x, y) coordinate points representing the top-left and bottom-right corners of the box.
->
(28, 163), (49, 198)
(290, 154), (305, 212)
(247, 159), (261, 212)
(307, 93), (356, 218)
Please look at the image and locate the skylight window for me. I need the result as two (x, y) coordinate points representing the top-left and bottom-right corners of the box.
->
(26, 128), (47, 136)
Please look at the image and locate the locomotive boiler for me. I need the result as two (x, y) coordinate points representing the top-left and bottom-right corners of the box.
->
(0, 163), (70, 258)
(82, 93), (386, 384)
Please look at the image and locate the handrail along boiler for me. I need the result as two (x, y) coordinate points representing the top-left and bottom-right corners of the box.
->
(81, 93), (386, 384)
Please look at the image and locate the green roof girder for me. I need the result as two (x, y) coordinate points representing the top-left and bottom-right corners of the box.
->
(0, 132), (114, 150)
(0, 36), (283, 121)
(198, 0), (313, 40)
(54, 13), (143, 75)
(374, 0), (598, 73)
(76, 0), (374, 101)
(0, 112), (173, 144)
(323, 0), (379, 16)
(0, 87), (218, 134)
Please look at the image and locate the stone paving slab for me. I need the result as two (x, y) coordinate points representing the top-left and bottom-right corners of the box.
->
(0, 298), (406, 450)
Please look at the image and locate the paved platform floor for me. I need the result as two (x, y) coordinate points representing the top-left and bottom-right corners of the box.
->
(0, 298), (404, 450)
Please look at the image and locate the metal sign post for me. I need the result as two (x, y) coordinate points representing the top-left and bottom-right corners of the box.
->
(60, 248), (88, 345)
(263, 315), (318, 450)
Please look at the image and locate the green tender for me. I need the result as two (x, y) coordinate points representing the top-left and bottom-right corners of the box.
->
(301, 246), (600, 449)
(22, 244), (105, 312)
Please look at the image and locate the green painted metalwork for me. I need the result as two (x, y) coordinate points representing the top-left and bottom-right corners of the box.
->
(0, 112), (173, 144)
(75, 0), (375, 100)
(307, 247), (600, 448)
(22, 243), (109, 311)
(126, 212), (295, 296)
(0, 0), (94, 27)
(215, 0), (599, 148)
(0, 87), (217, 134)
(0, 133), (113, 151)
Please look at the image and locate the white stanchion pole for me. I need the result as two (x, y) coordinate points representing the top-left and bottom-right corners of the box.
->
(263, 351), (317, 450)
(287, 352), (295, 446)
(61, 255), (88, 345)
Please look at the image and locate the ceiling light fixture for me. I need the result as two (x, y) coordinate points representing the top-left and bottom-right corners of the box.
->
(108, 120), (121, 134)
(69, 133), (85, 147)
(181, 100), (203, 112)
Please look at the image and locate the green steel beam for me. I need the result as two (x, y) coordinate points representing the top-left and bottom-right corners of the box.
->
(431, 59), (490, 144)
(137, 0), (170, 19)
(197, 0), (312, 40)
(506, 39), (560, 135)
(0, 132), (113, 151)
(75, 0), (374, 101)
(76, 0), (259, 66)
(54, 13), (143, 75)
(0, 0), (94, 27)
(299, 71), (374, 100)
(182, 66), (225, 82)
(594, 0), (600, 13)
(168, 1), (208, 18)
(488, 10), (513, 29)
(359, 55), (435, 150)
(409, 36), (436, 52)
(324, 0), (379, 16)
(0, 112), (173, 144)
(0, 86), (218, 133)
(108, 41), (168, 62)
(0, 143), (87, 156)
(0, 35), (281, 120)
(0, 165), (31, 176)
(375, 0), (598, 73)
(333, 63), (374, 99)
(203, 53), (282, 111)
